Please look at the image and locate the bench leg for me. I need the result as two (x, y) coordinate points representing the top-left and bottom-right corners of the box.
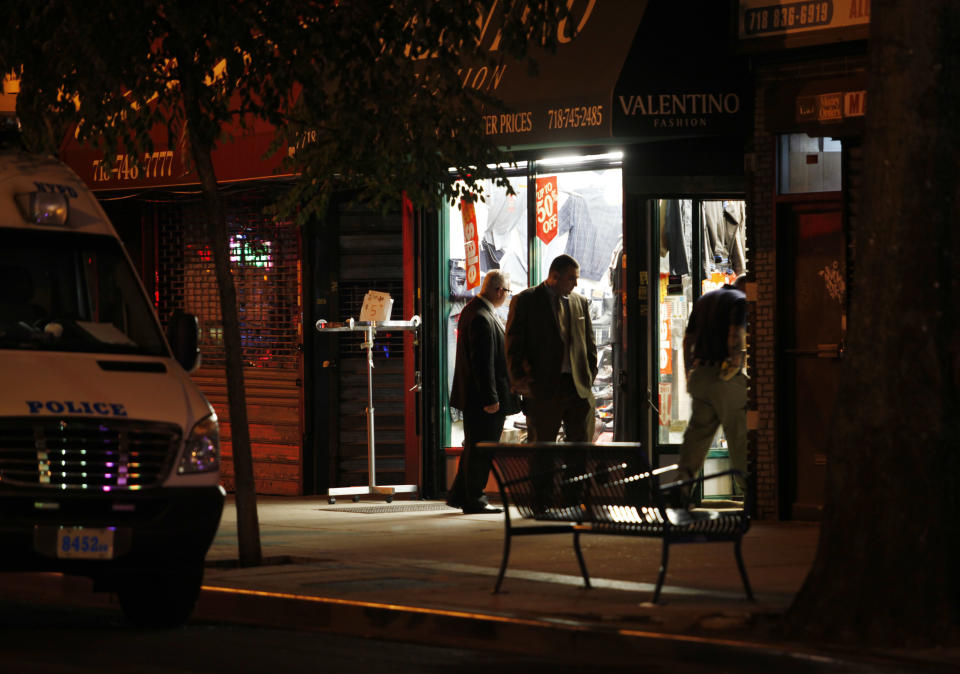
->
(572, 530), (591, 589)
(493, 531), (512, 594)
(653, 539), (670, 604)
(734, 538), (755, 601)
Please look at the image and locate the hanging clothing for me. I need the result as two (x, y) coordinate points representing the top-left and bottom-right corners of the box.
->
(560, 194), (597, 278)
(661, 199), (693, 277)
(479, 190), (527, 283)
(701, 201), (748, 278)
(723, 201), (747, 275)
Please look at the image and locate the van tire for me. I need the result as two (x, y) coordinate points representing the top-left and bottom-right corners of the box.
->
(117, 564), (204, 628)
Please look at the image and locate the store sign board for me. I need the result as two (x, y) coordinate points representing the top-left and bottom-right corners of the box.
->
(613, 2), (751, 140)
(535, 176), (559, 244)
(460, 199), (482, 291)
(796, 89), (867, 124)
(767, 75), (867, 135)
(613, 83), (750, 138)
(62, 117), (289, 190)
(459, 1), (648, 147)
(60, 87), (304, 190)
(738, 0), (870, 41)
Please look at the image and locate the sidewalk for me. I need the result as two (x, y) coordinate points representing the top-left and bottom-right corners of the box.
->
(7, 495), (956, 671)
(204, 495), (814, 632)
(195, 496), (905, 671)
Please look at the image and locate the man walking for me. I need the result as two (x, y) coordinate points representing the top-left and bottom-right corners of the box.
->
(678, 275), (749, 504)
(505, 254), (598, 442)
(447, 270), (518, 514)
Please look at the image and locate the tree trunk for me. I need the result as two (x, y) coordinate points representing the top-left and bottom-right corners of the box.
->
(785, 0), (960, 645)
(180, 101), (263, 567)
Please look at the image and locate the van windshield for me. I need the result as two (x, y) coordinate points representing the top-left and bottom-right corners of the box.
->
(0, 230), (167, 356)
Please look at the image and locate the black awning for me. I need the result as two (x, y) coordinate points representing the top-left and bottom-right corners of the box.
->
(474, 0), (750, 150)
(612, 0), (751, 141)
(475, 1), (649, 148)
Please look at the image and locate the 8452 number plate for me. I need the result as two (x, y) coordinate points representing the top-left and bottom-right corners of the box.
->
(57, 527), (114, 559)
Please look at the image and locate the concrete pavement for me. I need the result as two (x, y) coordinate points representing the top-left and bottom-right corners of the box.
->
(200, 496), (956, 671)
(5, 495), (958, 671)
(205, 495), (812, 630)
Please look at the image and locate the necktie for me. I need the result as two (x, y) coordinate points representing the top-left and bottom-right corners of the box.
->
(557, 296), (572, 374)
(557, 296), (568, 344)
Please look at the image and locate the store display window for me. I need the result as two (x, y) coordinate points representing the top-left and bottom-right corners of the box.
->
(446, 177), (528, 448)
(444, 155), (623, 447)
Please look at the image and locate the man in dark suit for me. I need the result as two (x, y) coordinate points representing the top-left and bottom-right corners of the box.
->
(447, 270), (519, 514)
(505, 254), (598, 442)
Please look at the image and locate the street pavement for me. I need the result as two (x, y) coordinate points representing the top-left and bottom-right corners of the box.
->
(5, 495), (959, 671)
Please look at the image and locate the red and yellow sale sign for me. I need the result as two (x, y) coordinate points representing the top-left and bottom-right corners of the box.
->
(460, 199), (481, 290)
(535, 175), (559, 244)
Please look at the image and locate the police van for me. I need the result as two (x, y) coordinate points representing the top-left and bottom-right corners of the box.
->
(0, 150), (224, 626)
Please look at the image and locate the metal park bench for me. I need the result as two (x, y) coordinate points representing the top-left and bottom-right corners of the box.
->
(482, 441), (753, 604)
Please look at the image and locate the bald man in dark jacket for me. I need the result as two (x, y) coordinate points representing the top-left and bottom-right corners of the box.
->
(448, 270), (519, 514)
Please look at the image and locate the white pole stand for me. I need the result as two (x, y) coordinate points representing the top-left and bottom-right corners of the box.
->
(316, 316), (421, 504)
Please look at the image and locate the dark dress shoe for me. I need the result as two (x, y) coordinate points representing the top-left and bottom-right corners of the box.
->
(462, 505), (502, 514)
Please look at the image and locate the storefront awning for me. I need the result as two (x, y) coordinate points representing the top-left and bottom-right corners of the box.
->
(61, 113), (292, 192)
(480, 0), (751, 149)
(475, 1), (649, 148)
(613, 0), (751, 141)
(59, 1), (751, 189)
(61, 3), (653, 186)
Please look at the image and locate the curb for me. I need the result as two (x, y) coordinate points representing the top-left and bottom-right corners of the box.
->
(2, 571), (949, 672)
(193, 585), (911, 673)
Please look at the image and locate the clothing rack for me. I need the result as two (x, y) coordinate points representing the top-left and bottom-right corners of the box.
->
(315, 316), (421, 504)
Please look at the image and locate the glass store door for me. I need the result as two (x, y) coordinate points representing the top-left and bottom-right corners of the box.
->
(652, 197), (747, 501)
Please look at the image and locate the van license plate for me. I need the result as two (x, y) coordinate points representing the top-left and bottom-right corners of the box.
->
(57, 528), (115, 559)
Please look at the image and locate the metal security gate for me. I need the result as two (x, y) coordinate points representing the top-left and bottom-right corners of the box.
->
(333, 211), (406, 490)
(156, 189), (304, 495)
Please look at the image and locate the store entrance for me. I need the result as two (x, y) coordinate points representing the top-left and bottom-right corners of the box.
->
(441, 157), (624, 488)
(650, 197), (747, 502)
(778, 199), (845, 520)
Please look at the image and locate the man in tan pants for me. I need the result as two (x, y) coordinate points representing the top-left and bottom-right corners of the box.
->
(677, 275), (748, 505)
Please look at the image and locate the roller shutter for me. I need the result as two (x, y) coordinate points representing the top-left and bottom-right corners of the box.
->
(156, 189), (303, 495)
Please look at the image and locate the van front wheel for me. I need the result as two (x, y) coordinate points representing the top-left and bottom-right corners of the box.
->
(117, 564), (204, 628)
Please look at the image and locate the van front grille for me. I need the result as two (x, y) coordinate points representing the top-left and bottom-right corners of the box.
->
(0, 418), (180, 490)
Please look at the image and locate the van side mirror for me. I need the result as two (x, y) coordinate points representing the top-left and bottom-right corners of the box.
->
(167, 310), (201, 372)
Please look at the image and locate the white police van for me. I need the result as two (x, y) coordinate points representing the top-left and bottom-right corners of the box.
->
(0, 150), (224, 626)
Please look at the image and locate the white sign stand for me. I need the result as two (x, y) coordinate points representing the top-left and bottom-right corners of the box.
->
(315, 315), (421, 504)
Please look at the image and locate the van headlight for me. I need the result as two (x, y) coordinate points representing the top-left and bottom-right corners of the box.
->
(178, 414), (220, 474)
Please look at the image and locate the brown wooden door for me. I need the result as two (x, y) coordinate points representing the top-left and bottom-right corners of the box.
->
(779, 200), (845, 520)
